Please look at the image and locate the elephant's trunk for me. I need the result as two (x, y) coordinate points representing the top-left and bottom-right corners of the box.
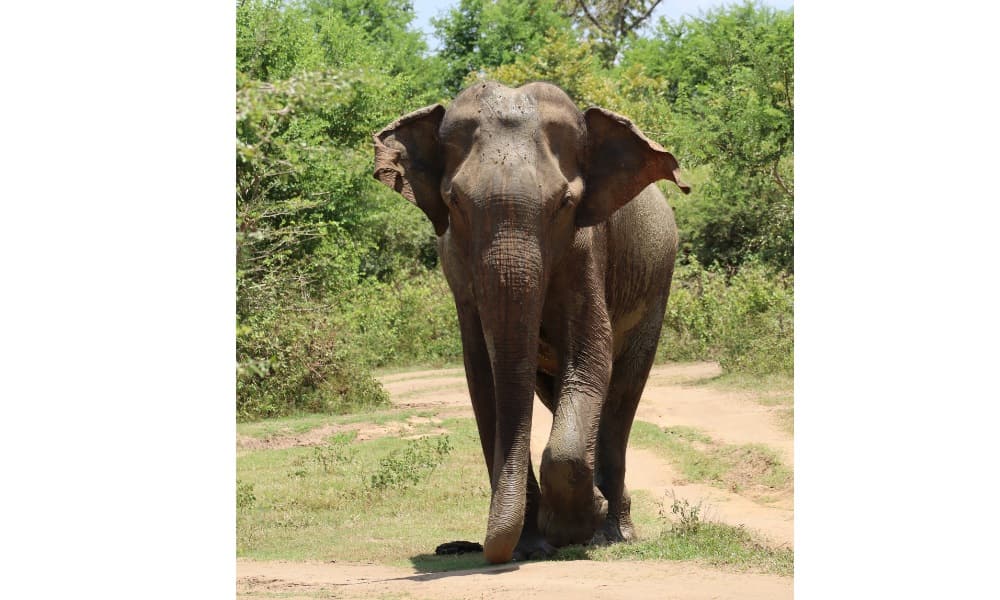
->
(476, 231), (544, 564)
(482, 351), (536, 564)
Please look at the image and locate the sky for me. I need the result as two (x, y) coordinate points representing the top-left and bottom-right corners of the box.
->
(410, 0), (794, 50)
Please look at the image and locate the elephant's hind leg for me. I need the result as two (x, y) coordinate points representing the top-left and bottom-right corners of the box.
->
(593, 311), (664, 544)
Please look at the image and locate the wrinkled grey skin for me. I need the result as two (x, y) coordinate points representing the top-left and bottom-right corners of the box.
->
(373, 81), (689, 564)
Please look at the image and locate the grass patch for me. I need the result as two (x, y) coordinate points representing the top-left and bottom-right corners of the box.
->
(545, 491), (791, 576)
(596, 522), (792, 575)
(630, 421), (792, 495)
(237, 416), (490, 563)
(403, 488), (790, 576)
(238, 409), (791, 576)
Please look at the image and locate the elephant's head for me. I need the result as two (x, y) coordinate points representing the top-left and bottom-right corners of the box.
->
(373, 81), (688, 562)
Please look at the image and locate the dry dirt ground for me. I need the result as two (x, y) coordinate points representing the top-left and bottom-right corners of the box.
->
(238, 362), (794, 599)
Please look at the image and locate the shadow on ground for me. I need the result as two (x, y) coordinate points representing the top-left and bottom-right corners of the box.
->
(408, 543), (595, 574)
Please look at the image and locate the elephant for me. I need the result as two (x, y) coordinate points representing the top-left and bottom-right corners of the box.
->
(372, 81), (689, 564)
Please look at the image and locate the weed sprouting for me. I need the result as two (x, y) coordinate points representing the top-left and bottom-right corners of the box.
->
(237, 480), (256, 512)
(368, 436), (453, 493)
(664, 490), (703, 535)
(310, 432), (357, 474)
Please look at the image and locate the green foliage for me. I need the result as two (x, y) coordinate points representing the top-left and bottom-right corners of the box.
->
(236, 300), (391, 420)
(310, 432), (358, 473)
(368, 436), (454, 492)
(478, 27), (615, 106)
(659, 259), (793, 375)
(433, 0), (573, 93)
(340, 271), (463, 368)
(600, 520), (793, 575)
(237, 0), (326, 80)
(237, 480), (257, 512)
(561, 0), (666, 66)
(667, 492), (703, 535)
(238, 0), (433, 80)
(237, 419), (485, 561)
(236, 0), (455, 420)
(624, 2), (794, 270)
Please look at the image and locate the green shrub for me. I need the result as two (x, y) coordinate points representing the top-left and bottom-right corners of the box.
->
(368, 436), (454, 493)
(660, 259), (793, 375)
(340, 270), (463, 368)
(237, 480), (256, 512)
(237, 298), (390, 420)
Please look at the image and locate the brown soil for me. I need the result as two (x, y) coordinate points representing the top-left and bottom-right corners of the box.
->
(237, 558), (792, 599)
(238, 362), (794, 598)
(238, 415), (449, 450)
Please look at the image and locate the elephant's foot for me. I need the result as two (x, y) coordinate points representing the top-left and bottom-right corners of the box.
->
(589, 513), (637, 546)
(511, 529), (557, 561)
(538, 483), (608, 547)
(589, 488), (635, 545)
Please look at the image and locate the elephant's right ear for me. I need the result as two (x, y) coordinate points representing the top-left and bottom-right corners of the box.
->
(373, 104), (449, 236)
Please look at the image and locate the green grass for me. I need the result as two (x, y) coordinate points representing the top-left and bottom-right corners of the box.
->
(401, 489), (791, 576)
(591, 523), (792, 575)
(238, 416), (490, 563)
(544, 489), (790, 576)
(237, 397), (792, 576)
(630, 421), (792, 495)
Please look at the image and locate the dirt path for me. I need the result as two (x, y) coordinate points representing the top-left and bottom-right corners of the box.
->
(238, 362), (793, 598)
(529, 363), (793, 547)
(238, 558), (792, 599)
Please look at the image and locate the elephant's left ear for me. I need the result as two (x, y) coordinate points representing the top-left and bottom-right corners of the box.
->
(577, 107), (690, 227)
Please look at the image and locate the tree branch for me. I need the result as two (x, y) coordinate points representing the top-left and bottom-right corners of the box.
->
(576, 0), (611, 35)
(625, 0), (663, 33)
(772, 161), (793, 198)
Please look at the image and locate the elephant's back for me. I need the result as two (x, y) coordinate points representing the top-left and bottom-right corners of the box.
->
(604, 184), (678, 356)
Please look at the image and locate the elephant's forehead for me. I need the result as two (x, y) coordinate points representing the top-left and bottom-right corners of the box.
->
(442, 81), (583, 137)
(446, 83), (538, 129)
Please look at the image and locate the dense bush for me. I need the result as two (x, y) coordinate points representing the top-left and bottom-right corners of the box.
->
(660, 260), (793, 374)
(624, 4), (794, 271)
(340, 271), (463, 368)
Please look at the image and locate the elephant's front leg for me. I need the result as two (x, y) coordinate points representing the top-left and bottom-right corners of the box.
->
(537, 307), (613, 547)
(453, 301), (553, 561)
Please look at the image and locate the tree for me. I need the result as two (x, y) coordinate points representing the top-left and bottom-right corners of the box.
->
(623, 2), (793, 270)
(236, 0), (448, 418)
(562, 0), (664, 66)
(433, 0), (572, 93)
